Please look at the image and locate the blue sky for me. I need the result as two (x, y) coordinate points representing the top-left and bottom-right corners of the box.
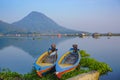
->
(0, 0), (120, 33)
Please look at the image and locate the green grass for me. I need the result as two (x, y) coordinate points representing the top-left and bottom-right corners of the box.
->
(79, 50), (112, 75)
(0, 50), (112, 80)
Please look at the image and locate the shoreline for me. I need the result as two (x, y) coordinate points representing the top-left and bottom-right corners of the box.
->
(0, 33), (120, 37)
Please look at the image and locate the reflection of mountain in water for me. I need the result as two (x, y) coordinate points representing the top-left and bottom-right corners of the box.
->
(0, 37), (69, 57)
(0, 46), (34, 74)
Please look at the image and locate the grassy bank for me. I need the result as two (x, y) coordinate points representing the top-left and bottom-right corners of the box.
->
(0, 50), (112, 80)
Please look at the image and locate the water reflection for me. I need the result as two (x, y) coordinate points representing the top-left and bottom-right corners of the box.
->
(0, 46), (34, 74)
(0, 37), (69, 57)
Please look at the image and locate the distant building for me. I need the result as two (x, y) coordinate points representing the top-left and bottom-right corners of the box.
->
(92, 33), (100, 36)
(107, 32), (112, 36)
(92, 33), (101, 38)
(79, 33), (87, 37)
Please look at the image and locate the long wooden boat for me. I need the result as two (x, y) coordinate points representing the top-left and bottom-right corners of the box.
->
(55, 51), (80, 78)
(34, 51), (57, 77)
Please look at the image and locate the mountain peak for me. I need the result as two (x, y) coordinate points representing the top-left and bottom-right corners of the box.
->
(28, 11), (45, 17)
(30, 11), (43, 14)
(22, 11), (49, 21)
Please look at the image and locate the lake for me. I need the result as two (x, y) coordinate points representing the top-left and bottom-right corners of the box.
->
(0, 36), (120, 80)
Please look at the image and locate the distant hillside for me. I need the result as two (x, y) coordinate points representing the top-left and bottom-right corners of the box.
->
(12, 11), (79, 34)
(0, 20), (24, 34)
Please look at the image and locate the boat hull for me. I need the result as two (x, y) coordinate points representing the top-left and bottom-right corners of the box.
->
(36, 66), (54, 77)
(34, 51), (57, 77)
(56, 65), (78, 78)
(55, 51), (80, 78)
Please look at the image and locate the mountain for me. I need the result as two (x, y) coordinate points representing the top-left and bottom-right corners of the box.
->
(0, 20), (25, 34)
(12, 11), (79, 34)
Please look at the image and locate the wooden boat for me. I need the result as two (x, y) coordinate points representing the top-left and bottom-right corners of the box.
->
(34, 51), (57, 77)
(55, 51), (80, 78)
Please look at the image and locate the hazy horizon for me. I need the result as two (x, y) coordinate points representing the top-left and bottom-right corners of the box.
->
(0, 0), (120, 33)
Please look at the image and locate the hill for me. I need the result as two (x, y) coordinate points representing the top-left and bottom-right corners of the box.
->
(0, 20), (24, 34)
(12, 11), (79, 34)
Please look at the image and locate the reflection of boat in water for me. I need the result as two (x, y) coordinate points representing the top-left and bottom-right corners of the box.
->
(55, 51), (80, 78)
(34, 51), (57, 77)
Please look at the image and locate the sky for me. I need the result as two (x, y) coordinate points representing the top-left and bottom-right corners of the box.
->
(0, 0), (120, 33)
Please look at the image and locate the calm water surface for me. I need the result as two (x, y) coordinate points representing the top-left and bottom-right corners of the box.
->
(0, 36), (120, 80)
